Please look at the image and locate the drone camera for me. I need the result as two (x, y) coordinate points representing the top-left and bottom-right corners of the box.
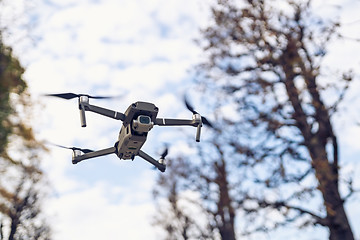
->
(132, 115), (154, 133)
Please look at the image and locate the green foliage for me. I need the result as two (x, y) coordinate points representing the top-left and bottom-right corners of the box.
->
(0, 35), (51, 239)
(0, 40), (27, 154)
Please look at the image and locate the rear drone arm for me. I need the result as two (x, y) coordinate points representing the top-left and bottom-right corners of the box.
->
(79, 96), (125, 127)
(138, 150), (166, 172)
(72, 146), (117, 164)
(72, 147), (166, 172)
(155, 114), (203, 142)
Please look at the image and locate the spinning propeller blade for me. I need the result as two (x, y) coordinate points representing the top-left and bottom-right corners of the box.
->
(44, 93), (119, 100)
(184, 97), (198, 115)
(44, 93), (79, 99)
(152, 146), (169, 170)
(184, 96), (213, 128)
(52, 143), (94, 154)
(160, 146), (169, 159)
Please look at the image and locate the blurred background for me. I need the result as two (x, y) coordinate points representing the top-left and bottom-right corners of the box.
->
(0, 0), (359, 239)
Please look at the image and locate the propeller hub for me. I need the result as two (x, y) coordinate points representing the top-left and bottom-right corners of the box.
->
(192, 113), (202, 123)
(79, 95), (89, 104)
(72, 150), (83, 159)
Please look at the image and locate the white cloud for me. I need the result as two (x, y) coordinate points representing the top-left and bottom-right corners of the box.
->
(45, 181), (159, 240)
(14, 0), (211, 239)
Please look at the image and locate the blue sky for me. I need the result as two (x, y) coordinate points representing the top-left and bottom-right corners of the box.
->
(2, 0), (360, 239)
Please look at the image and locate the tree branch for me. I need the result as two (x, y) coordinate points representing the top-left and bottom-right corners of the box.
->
(241, 197), (328, 227)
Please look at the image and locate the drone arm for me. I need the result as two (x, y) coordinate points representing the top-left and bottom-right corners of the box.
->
(138, 150), (166, 172)
(155, 118), (199, 127)
(72, 146), (117, 164)
(155, 116), (203, 142)
(82, 102), (125, 121)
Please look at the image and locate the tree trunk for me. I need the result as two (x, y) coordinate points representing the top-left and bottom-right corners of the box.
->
(0, 221), (3, 240)
(8, 216), (19, 240)
(310, 145), (354, 240)
(281, 38), (355, 240)
(214, 154), (236, 240)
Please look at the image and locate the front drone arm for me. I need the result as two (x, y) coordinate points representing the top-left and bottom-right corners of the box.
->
(78, 96), (125, 127)
(155, 118), (198, 127)
(155, 114), (203, 142)
(72, 146), (117, 164)
(83, 102), (125, 120)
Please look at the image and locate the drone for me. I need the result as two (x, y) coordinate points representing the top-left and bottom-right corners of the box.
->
(46, 93), (212, 172)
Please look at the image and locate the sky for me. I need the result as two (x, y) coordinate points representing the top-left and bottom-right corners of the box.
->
(1, 0), (360, 239)
(2, 0), (212, 239)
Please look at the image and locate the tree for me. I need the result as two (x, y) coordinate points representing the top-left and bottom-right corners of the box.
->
(154, 0), (358, 239)
(153, 158), (210, 240)
(153, 133), (240, 240)
(0, 36), (51, 240)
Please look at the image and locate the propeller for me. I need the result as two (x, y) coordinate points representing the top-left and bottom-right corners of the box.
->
(184, 96), (213, 128)
(160, 146), (169, 160)
(44, 92), (123, 127)
(44, 93), (118, 100)
(51, 143), (94, 154)
(151, 146), (168, 170)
